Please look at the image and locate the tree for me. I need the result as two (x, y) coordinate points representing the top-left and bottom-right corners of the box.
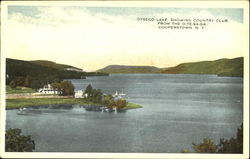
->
(115, 98), (127, 109)
(51, 82), (62, 91)
(83, 85), (103, 103)
(182, 124), (243, 153)
(30, 79), (43, 90)
(218, 124), (243, 153)
(97, 89), (103, 103)
(84, 84), (93, 97)
(60, 80), (75, 96)
(5, 128), (35, 152)
(24, 75), (32, 87)
(192, 138), (217, 153)
(15, 76), (25, 86)
(9, 80), (17, 89)
(103, 94), (115, 108)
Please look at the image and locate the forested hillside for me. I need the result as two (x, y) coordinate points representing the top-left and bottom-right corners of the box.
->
(98, 65), (161, 73)
(162, 57), (243, 77)
(6, 58), (108, 89)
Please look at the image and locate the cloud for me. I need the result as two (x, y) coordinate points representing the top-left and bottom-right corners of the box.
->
(6, 6), (245, 71)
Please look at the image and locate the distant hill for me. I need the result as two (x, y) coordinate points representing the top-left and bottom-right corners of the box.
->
(30, 60), (81, 70)
(98, 65), (161, 73)
(162, 57), (243, 77)
(6, 58), (86, 80)
(6, 58), (108, 84)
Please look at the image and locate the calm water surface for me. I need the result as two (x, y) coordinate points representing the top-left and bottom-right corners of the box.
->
(6, 74), (243, 152)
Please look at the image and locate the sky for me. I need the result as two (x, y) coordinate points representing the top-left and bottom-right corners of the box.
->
(6, 6), (245, 71)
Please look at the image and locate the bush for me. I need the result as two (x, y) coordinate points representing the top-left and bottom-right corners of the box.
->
(217, 124), (243, 153)
(5, 128), (35, 152)
(115, 98), (127, 109)
(9, 80), (17, 89)
(182, 124), (243, 153)
(192, 138), (217, 153)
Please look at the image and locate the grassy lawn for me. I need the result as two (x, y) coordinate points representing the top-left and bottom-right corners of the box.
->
(6, 98), (90, 109)
(6, 98), (142, 110)
(6, 85), (36, 94)
(125, 102), (143, 109)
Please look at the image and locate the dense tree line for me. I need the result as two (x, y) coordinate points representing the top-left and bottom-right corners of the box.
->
(8, 75), (60, 90)
(182, 124), (243, 153)
(9, 75), (75, 96)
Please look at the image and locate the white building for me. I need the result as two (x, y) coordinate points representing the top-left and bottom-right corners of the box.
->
(65, 68), (84, 72)
(74, 90), (89, 98)
(74, 90), (84, 98)
(38, 84), (62, 95)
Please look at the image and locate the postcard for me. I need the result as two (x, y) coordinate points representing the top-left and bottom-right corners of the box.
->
(0, 1), (249, 158)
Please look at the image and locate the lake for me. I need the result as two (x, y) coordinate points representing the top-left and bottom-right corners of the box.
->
(6, 74), (243, 152)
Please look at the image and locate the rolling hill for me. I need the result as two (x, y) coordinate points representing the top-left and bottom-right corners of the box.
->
(6, 58), (108, 84)
(162, 57), (243, 77)
(30, 60), (81, 70)
(98, 65), (161, 73)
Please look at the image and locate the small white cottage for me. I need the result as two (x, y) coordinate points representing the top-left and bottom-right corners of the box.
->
(74, 90), (84, 98)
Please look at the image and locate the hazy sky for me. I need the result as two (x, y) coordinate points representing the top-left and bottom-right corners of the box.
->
(6, 6), (245, 71)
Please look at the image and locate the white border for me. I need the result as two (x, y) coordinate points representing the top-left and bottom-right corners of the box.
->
(0, 1), (249, 158)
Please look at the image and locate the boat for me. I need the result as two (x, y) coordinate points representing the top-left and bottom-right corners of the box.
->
(103, 107), (115, 113)
(17, 108), (28, 115)
(119, 89), (126, 96)
(19, 107), (27, 111)
(112, 90), (126, 97)
(17, 107), (42, 115)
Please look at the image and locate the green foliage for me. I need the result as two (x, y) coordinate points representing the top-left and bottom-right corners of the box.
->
(103, 94), (115, 108)
(30, 60), (80, 70)
(192, 138), (217, 153)
(98, 65), (161, 73)
(5, 128), (35, 152)
(184, 124), (243, 153)
(6, 98), (90, 109)
(6, 98), (141, 110)
(217, 124), (243, 153)
(6, 85), (36, 94)
(163, 57), (243, 77)
(6, 58), (108, 88)
(24, 75), (32, 87)
(115, 98), (127, 109)
(9, 80), (17, 89)
(124, 102), (142, 109)
(84, 84), (103, 103)
(30, 80), (44, 90)
(84, 84), (93, 96)
(181, 149), (190, 153)
(59, 81), (75, 96)
(51, 82), (62, 90)
(92, 89), (103, 103)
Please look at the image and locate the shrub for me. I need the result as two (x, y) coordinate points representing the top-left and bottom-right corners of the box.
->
(5, 128), (35, 152)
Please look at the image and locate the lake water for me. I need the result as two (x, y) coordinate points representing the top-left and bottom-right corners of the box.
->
(6, 74), (243, 152)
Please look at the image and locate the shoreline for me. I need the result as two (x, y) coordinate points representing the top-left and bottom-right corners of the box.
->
(6, 98), (142, 110)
